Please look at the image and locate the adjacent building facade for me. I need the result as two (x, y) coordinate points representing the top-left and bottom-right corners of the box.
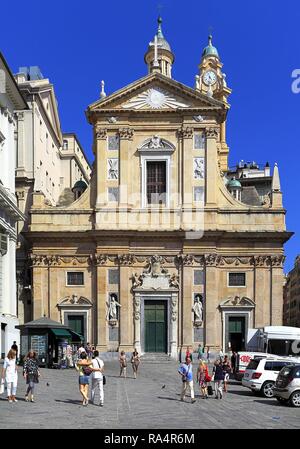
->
(283, 256), (300, 327)
(0, 53), (26, 357)
(25, 19), (292, 357)
(14, 66), (92, 324)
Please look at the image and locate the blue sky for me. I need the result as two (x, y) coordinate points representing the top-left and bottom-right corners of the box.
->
(1, 0), (299, 271)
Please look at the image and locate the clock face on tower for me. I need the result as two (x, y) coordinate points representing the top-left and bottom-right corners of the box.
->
(203, 70), (217, 86)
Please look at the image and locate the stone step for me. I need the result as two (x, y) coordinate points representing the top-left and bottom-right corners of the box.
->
(141, 353), (174, 362)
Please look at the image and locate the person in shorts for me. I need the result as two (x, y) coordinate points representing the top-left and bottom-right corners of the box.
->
(222, 355), (231, 393)
(76, 352), (93, 406)
(119, 351), (127, 378)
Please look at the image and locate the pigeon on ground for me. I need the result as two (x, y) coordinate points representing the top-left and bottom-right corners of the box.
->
(161, 385), (166, 389)
(46, 382), (50, 387)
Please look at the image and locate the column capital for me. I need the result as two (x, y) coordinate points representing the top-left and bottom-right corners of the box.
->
(205, 127), (219, 139)
(95, 126), (107, 140)
(118, 127), (134, 140)
(177, 126), (193, 139)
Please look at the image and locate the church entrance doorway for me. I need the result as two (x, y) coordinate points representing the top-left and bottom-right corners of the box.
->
(144, 300), (167, 353)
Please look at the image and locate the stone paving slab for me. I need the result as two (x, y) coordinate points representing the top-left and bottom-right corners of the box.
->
(0, 360), (299, 429)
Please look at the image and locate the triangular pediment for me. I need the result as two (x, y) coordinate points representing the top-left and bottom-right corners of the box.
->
(39, 86), (62, 141)
(87, 73), (226, 114)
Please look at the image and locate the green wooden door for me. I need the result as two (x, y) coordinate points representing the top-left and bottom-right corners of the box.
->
(144, 301), (167, 353)
(68, 315), (84, 336)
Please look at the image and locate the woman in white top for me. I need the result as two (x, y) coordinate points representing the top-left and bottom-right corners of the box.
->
(1, 349), (18, 403)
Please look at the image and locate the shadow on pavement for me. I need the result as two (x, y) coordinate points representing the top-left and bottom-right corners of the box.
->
(253, 399), (281, 406)
(55, 399), (82, 405)
(226, 390), (254, 396)
(157, 396), (182, 402)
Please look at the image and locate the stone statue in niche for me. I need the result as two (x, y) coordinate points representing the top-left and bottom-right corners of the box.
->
(106, 293), (121, 321)
(192, 294), (203, 324)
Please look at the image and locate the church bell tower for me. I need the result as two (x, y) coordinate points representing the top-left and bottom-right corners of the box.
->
(195, 34), (232, 171)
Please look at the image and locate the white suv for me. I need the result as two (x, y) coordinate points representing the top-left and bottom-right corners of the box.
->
(242, 357), (296, 398)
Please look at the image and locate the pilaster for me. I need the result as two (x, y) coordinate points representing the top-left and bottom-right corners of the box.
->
(96, 262), (108, 351)
(205, 128), (219, 206)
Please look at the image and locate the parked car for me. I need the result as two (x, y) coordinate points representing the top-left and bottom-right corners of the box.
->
(273, 364), (300, 407)
(235, 352), (271, 381)
(242, 357), (296, 398)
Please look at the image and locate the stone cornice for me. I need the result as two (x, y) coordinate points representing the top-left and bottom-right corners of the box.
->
(28, 253), (286, 269)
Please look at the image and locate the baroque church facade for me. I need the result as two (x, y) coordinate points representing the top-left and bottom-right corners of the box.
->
(26, 18), (291, 356)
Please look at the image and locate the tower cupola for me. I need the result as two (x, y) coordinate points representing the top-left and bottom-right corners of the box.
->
(144, 16), (174, 78)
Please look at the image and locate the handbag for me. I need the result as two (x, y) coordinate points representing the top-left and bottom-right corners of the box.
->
(207, 385), (214, 396)
(82, 365), (93, 376)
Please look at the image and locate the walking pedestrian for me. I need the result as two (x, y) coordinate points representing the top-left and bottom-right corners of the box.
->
(66, 343), (74, 368)
(231, 351), (237, 374)
(11, 341), (18, 363)
(131, 349), (140, 379)
(219, 348), (224, 362)
(1, 349), (18, 403)
(85, 342), (93, 359)
(23, 350), (40, 402)
(185, 346), (193, 363)
(77, 343), (85, 355)
(76, 352), (93, 406)
(119, 351), (127, 377)
(197, 344), (203, 361)
(206, 346), (211, 364)
(178, 357), (196, 403)
(212, 359), (224, 399)
(196, 360), (208, 399)
(90, 350), (104, 407)
(222, 355), (231, 393)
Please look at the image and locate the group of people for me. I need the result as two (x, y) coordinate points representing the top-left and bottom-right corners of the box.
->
(1, 346), (40, 403)
(2, 340), (234, 407)
(74, 346), (141, 407)
(119, 349), (141, 379)
(75, 350), (105, 407)
(178, 347), (234, 402)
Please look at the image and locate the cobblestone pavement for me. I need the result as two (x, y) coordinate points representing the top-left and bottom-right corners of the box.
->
(0, 359), (299, 429)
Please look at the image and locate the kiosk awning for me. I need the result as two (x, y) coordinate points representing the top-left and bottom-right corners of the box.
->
(50, 328), (72, 338)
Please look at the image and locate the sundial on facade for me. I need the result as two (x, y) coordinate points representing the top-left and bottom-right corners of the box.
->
(122, 87), (190, 110)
